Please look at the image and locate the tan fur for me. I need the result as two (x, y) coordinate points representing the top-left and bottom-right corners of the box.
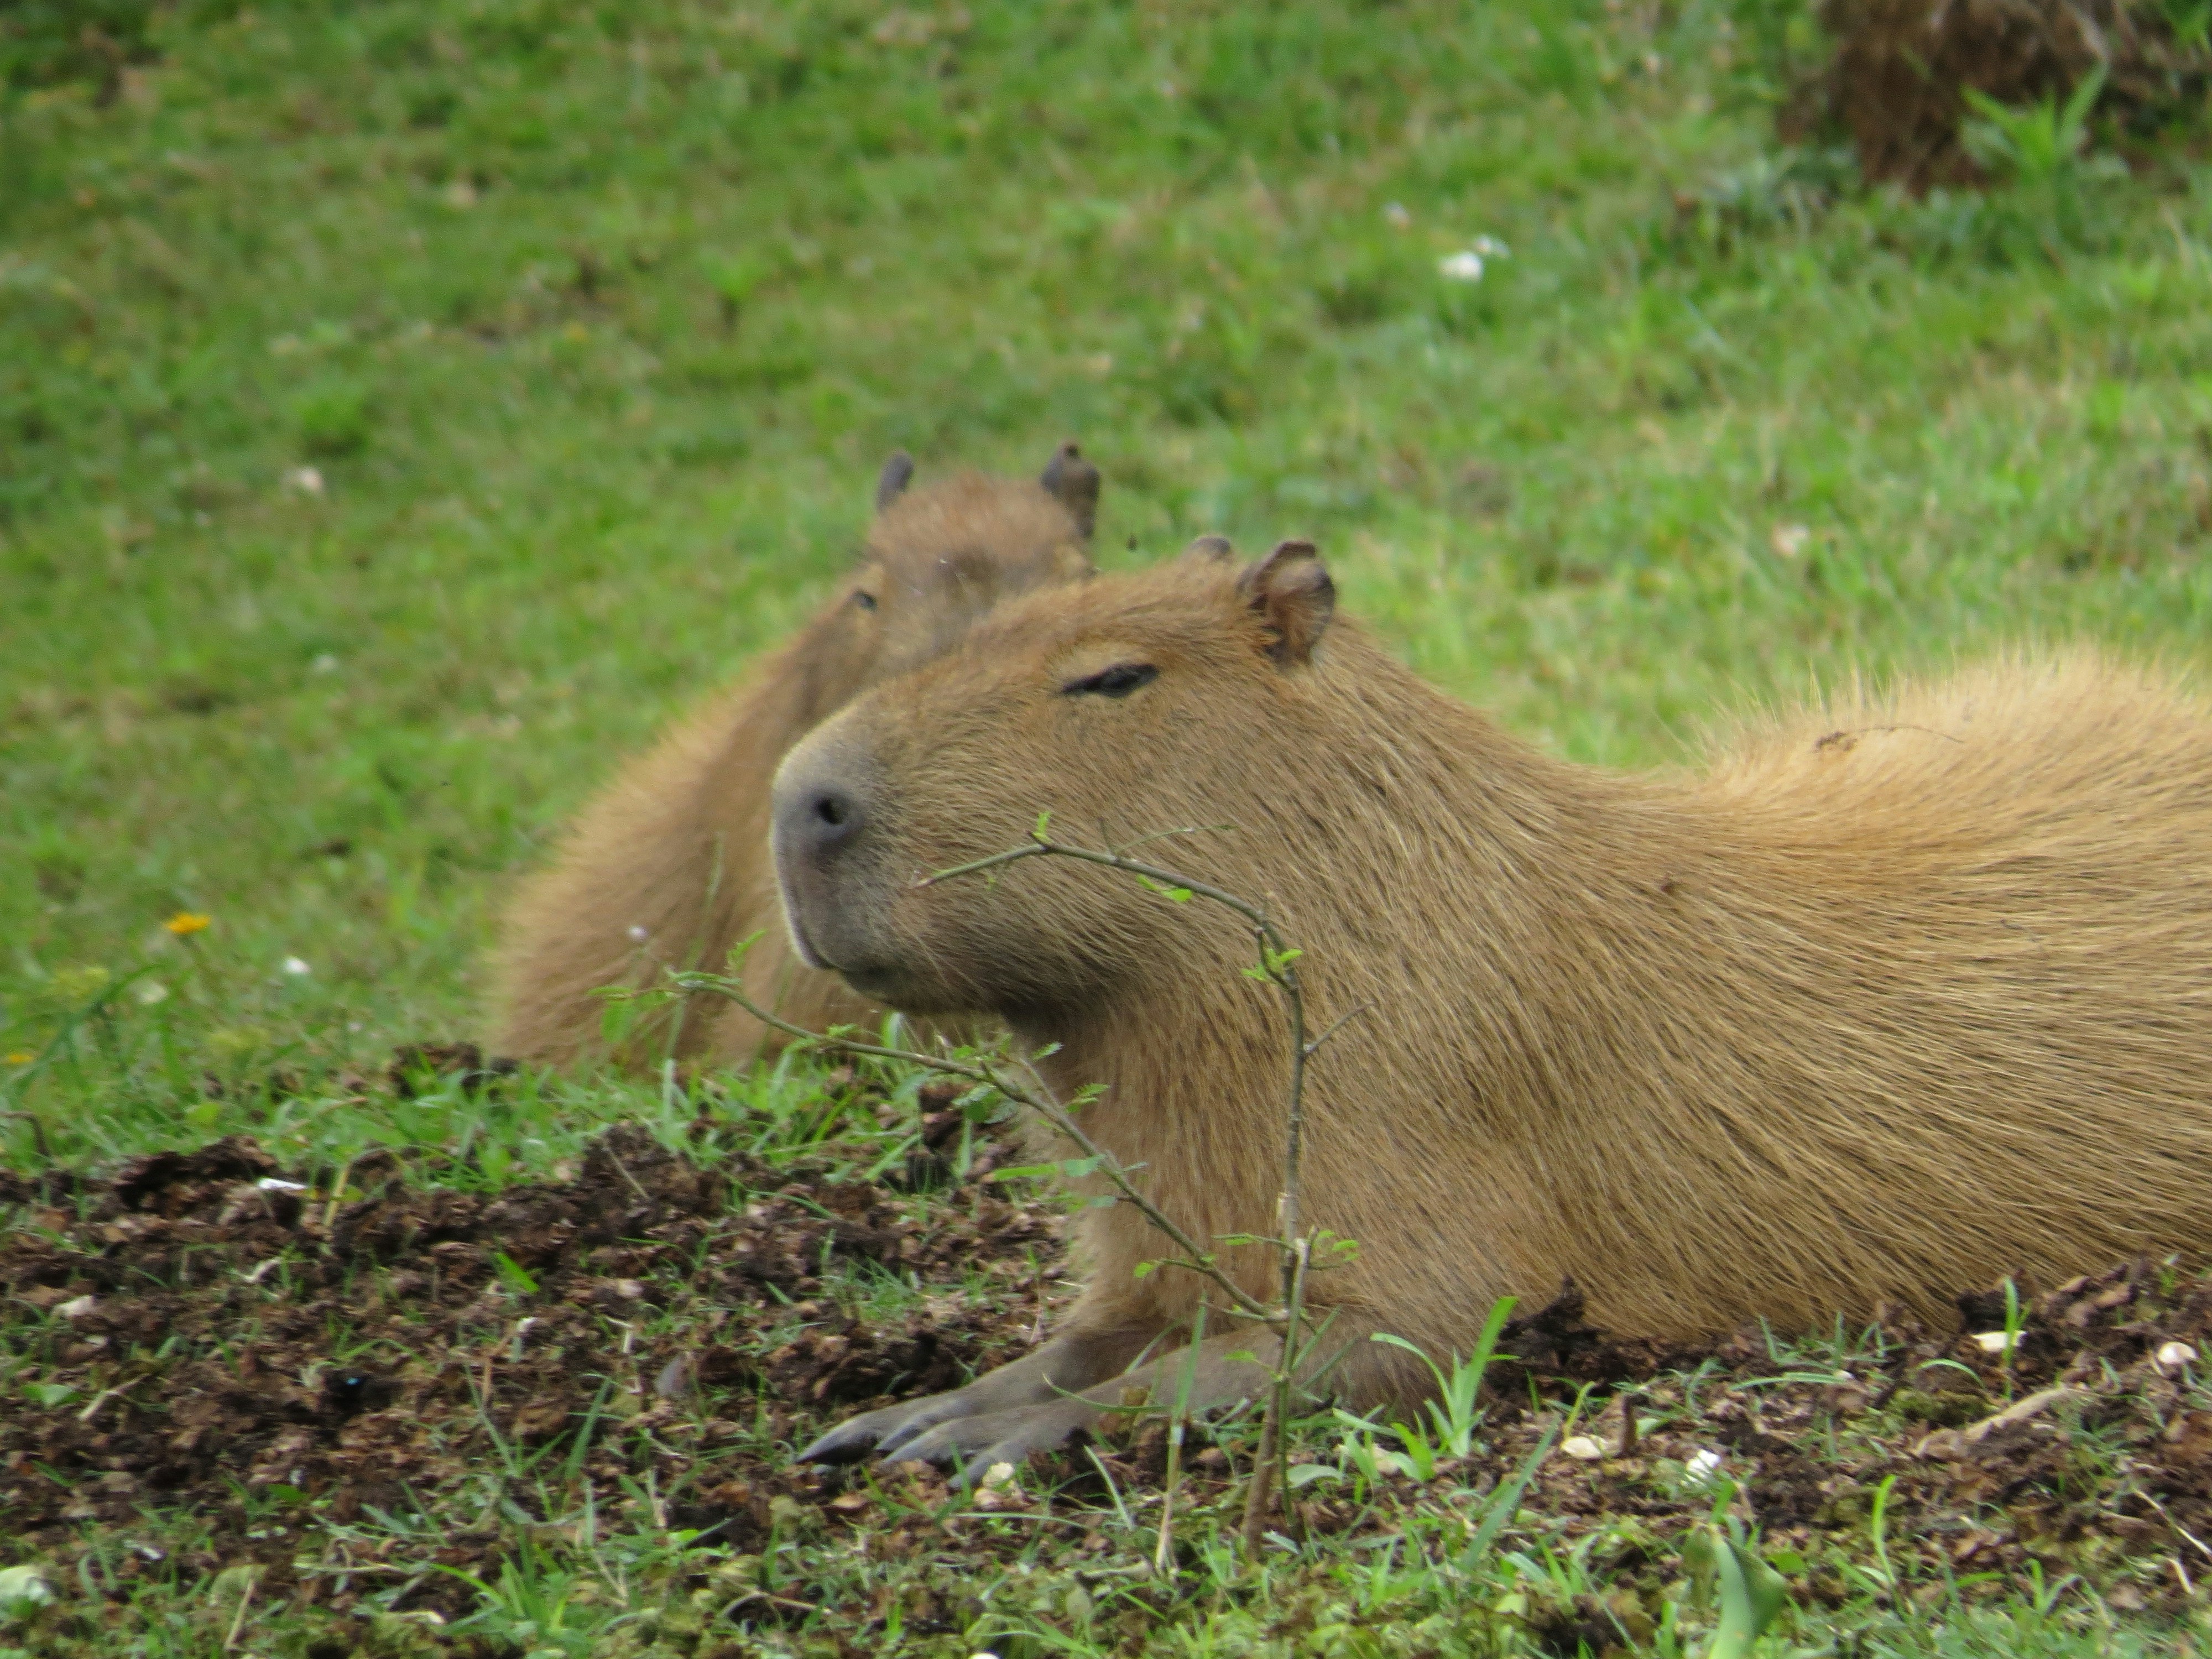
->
(776, 550), (2212, 1423)
(488, 457), (1097, 1070)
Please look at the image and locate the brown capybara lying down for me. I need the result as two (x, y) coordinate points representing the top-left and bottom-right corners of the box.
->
(773, 538), (2212, 1479)
(488, 444), (1099, 1071)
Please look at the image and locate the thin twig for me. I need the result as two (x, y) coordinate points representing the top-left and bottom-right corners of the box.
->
(672, 970), (1274, 1324)
(221, 1568), (259, 1652)
(1155, 1301), (1207, 1577)
(927, 831), (1321, 1551)
(696, 825), (1328, 1544)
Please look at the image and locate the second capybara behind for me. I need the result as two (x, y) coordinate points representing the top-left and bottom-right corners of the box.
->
(489, 444), (1099, 1071)
(773, 539), (2212, 1479)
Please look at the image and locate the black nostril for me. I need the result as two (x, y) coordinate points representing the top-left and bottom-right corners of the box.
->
(776, 761), (870, 867)
(805, 787), (862, 848)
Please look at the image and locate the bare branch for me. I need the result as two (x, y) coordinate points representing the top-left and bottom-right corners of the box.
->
(701, 822), (1335, 1545)
(670, 968), (1275, 1323)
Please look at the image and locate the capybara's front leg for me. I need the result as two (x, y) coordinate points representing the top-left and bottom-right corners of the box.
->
(796, 1321), (1164, 1477)
(879, 1329), (1289, 1485)
(801, 1314), (1390, 1486)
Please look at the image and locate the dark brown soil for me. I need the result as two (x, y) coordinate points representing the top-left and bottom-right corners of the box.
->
(0, 1122), (1062, 1627)
(8, 1117), (2212, 1642)
(1799, 0), (2210, 190)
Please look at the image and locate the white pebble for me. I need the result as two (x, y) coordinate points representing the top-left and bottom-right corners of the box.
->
(1437, 250), (1486, 282)
(255, 1177), (309, 1193)
(1559, 1434), (1607, 1461)
(55, 1296), (97, 1319)
(1970, 1331), (2015, 1355)
(2157, 1340), (2199, 1375)
(1684, 1448), (1725, 1482)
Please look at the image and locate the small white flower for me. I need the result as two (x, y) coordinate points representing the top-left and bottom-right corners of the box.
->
(310, 653), (339, 675)
(2157, 1340), (2199, 1375)
(1437, 250), (1486, 282)
(1684, 1448), (1725, 1483)
(1382, 201), (1412, 229)
(255, 1177), (309, 1193)
(1470, 234), (1511, 258)
(1971, 1331), (2015, 1355)
(284, 466), (325, 496)
(133, 980), (169, 1006)
(281, 956), (310, 976)
(627, 925), (650, 942)
(1559, 1434), (1607, 1461)
(55, 1295), (97, 1320)
(1770, 523), (1812, 559)
(0, 1563), (53, 1611)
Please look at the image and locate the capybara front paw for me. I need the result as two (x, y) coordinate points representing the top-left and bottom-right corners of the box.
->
(882, 1400), (1097, 1487)
(797, 1396), (951, 1465)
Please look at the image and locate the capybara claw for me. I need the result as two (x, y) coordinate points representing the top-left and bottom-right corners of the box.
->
(794, 1421), (878, 1465)
(797, 1391), (971, 1466)
(881, 1401), (1095, 1485)
(797, 1408), (912, 1465)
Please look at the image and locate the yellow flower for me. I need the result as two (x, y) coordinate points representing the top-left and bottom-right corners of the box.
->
(164, 912), (211, 936)
(4, 1051), (32, 1065)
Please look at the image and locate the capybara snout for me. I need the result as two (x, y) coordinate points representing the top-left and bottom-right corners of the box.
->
(770, 735), (890, 984)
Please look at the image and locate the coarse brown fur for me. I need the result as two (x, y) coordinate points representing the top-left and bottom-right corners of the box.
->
(488, 447), (1099, 1070)
(775, 541), (2212, 1472)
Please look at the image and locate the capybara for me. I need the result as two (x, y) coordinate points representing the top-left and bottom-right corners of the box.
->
(489, 444), (1100, 1070)
(775, 539), (2212, 1478)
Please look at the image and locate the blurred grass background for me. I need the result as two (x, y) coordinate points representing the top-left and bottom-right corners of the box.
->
(4, 0), (2211, 1168)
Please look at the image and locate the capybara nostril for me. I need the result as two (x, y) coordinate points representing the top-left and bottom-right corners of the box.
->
(810, 788), (859, 839)
(773, 753), (875, 875)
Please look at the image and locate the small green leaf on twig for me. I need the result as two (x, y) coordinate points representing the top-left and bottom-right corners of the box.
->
(1135, 874), (1193, 902)
(988, 1155), (1100, 1183)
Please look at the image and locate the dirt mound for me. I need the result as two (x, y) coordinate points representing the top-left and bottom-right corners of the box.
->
(0, 1123), (1061, 1625)
(1801, 0), (2211, 190)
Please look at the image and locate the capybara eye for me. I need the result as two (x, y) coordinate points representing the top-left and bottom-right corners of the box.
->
(1061, 662), (1158, 698)
(852, 590), (878, 611)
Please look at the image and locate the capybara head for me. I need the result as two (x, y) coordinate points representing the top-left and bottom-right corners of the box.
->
(786, 442), (1101, 727)
(772, 539), (1338, 1016)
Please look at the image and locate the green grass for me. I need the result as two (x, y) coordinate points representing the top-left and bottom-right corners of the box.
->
(7, 0), (2212, 1651)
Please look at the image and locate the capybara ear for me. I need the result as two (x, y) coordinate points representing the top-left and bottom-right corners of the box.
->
(1181, 534), (1236, 565)
(1040, 440), (1101, 539)
(875, 451), (916, 512)
(1237, 539), (1335, 665)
